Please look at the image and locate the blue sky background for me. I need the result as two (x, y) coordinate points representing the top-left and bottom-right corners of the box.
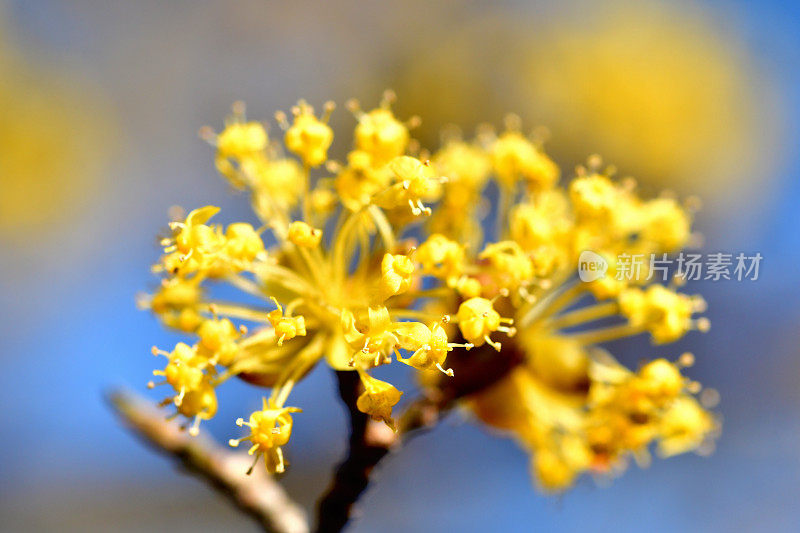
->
(1, 1), (799, 531)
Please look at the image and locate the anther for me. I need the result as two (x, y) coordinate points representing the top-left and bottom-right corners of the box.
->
(436, 363), (454, 377)
(274, 111), (289, 130)
(198, 125), (216, 143)
(678, 352), (695, 367)
(231, 100), (246, 117)
(380, 89), (396, 108)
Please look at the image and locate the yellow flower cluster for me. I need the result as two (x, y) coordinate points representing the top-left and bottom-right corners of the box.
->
(141, 93), (717, 485)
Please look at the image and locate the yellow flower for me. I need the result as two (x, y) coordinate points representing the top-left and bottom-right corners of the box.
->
(267, 298), (307, 346)
(335, 150), (393, 211)
(640, 197), (692, 252)
(287, 221), (322, 248)
(175, 385), (218, 436)
(341, 306), (398, 368)
(492, 130), (558, 190)
(141, 93), (716, 487)
(658, 396), (715, 457)
(618, 285), (708, 343)
(479, 240), (535, 294)
(356, 369), (403, 431)
(638, 358), (685, 400)
(169, 206), (224, 258)
(243, 156), (304, 210)
(197, 317), (241, 366)
(394, 321), (460, 375)
(354, 103), (410, 165)
(216, 121), (268, 160)
(150, 342), (217, 435)
(416, 233), (465, 285)
(378, 253), (415, 300)
(229, 398), (301, 474)
(147, 277), (204, 332)
(456, 297), (515, 350)
(224, 223), (266, 263)
(532, 448), (577, 493)
(373, 156), (444, 216)
(433, 140), (491, 191)
(284, 100), (334, 167)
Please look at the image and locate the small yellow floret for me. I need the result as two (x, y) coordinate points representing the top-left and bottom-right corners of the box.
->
(618, 285), (705, 343)
(395, 322), (461, 375)
(456, 297), (514, 350)
(492, 131), (558, 189)
(356, 369), (403, 431)
(479, 241), (535, 293)
(379, 253), (415, 300)
(284, 100), (334, 167)
(229, 398), (301, 474)
(532, 449), (577, 493)
(197, 317), (241, 366)
(287, 221), (322, 248)
(216, 121), (268, 160)
(638, 358), (685, 399)
(354, 107), (409, 164)
(341, 306), (398, 367)
(416, 234), (464, 283)
(657, 397), (715, 457)
(433, 141), (491, 190)
(267, 298), (307, 346)
(243, 156), (304, 209)
(335, 150), (393, 211)
(224, 223), (265, 263)
(641, 197), (692, 252)
(374, 156), (443, 216)
(170, 206), (224, 257)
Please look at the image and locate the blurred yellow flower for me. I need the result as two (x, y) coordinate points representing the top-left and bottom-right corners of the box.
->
(0, 20), (116, 243)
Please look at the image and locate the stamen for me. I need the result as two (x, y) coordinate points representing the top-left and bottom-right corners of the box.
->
(231, 100), (246, 118)
(380, 89), (396, 109)
(497, 325), (517, 337)
(274, 110), (290, 130)
(436, 363), (454, 377)
(345, 98), (362, 117)
(198, 126), (217, 144)
(246, 454), (259, 475)
(700, 388), (720, 408)
(406, 115), (422, 129)
(188, 416), (202, 437)
(484, 336), (502, 351)
(322, 101), (336, 122)
(678, 352), (695, 368)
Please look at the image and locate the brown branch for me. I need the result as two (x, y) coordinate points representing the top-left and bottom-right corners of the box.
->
(314, 342), (525, 532)
(314, 371), (393, 532)
(313, 372), (446, 533)
(107, 388), (309, 533)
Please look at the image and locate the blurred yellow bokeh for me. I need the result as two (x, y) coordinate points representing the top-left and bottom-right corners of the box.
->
(0, 16), (116, 244)
(388, 0), (779, 207)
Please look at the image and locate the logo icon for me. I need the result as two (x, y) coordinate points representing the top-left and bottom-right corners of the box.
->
(578, 250), (608, 282)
